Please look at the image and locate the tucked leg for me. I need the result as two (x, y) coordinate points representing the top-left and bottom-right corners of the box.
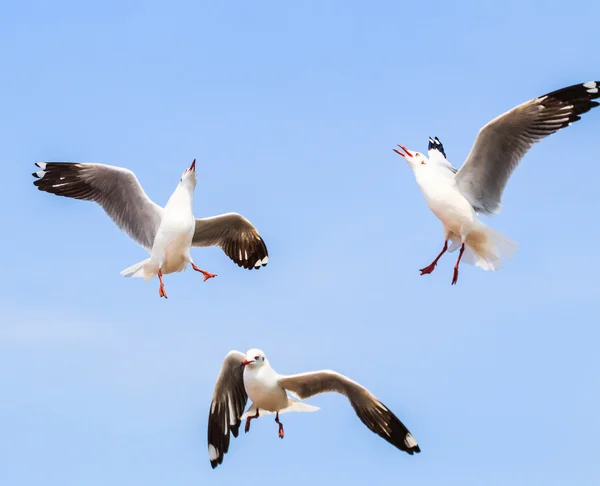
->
(158, 269), (168, 299)
(191, 262), (218, 282)
(275, 412), (284, 439)
(451, 243), (466, 285)
(245, 408), (260, 433)
(420, 240), (448, 275)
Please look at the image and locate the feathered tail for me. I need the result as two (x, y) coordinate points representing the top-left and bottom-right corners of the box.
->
(451, 223), (518, 271)
(240, 398), (319, 421)
(120, 258), (159, 281)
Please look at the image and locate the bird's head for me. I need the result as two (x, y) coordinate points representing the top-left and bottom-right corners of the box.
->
(393, 145), (428, 170)
(179, 159), (197, 189)
(241, 348), (267, 368)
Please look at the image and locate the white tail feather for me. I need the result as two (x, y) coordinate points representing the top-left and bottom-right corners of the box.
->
(120, 258), (158, 281)
(464, 223), (518, 271)
(241, 404), (274, 420)
(281, 398), (320, 413)
(240, 399), (319, 420)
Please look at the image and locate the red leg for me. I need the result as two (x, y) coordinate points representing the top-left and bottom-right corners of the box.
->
(451, 244), (465, 285)
(191, 262), (218, 282)
(275, 412), (284, 439)
(420, 240), (448, 275)
(244, 408), (260, 433)
(158, 269), (168, 299)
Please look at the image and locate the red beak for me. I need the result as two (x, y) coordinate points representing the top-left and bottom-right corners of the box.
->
(189, 159), (196, 171)
(241, 359), (251, 367)
(393, 145), (412, 158)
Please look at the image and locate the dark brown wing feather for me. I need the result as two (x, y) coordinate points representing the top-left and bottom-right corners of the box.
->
(278, 370), (421, 455)
(192, 213), (268, 270)
(207, 351), (248, 469)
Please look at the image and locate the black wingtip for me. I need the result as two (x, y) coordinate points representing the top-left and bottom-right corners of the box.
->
(427, 136), (447, 158)
(540, 81), (600, 122)
(408, 444), (422, 455)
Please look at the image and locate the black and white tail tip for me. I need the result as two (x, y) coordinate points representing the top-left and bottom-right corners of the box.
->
(428, 136), (447, 158)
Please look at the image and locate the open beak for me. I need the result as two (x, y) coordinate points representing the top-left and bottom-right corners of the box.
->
(393, 145), (412, 158)
(189, 159), (196, 171)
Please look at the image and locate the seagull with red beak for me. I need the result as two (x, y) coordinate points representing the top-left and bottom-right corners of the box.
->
(207, 348), (420, 469)
(394, 81), (600, 284)
(32, 158), (269, 298)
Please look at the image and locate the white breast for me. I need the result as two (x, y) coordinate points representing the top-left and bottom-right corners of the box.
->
(415, 167), (475, 233)
(150, 186), (196, 274)
(243, 366), (288, 412)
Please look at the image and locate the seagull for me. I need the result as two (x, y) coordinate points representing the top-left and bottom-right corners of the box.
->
(207, 348), (420, 469)
(394, 81), (600, 284)
(32, 159), (268, 298)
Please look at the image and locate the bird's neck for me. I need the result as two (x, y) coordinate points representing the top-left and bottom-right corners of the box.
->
(166, 184), (194, 211)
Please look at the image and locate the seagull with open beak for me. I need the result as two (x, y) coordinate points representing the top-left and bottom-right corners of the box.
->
(394, 81), (600, 284)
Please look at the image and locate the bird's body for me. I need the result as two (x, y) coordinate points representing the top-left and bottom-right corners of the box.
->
(395, 81), (600, 284)
(415, 163), (475, 235)
(207, 349), (420, 469)
(243, 359), (289, 412)
(32, 159), (269, 297)
(140, 174), (196, 278)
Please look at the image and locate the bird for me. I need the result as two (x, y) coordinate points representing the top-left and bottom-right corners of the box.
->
(32, 159), (268, 298)
(394, 81), (600, 284)
(207, 348), (420, 469)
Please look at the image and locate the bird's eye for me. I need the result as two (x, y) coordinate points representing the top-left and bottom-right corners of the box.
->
(254, 355), (260, 360)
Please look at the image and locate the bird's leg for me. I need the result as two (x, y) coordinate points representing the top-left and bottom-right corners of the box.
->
(244, 408), (260, 433)
(451, 244), (466, 285)
(190, 262), (218, 282)
(420, 240), (449, 275)
(158, 269), (168, 299)
(275, 412), (284, 439)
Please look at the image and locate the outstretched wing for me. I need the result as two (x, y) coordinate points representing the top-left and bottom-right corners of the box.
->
(32, 162), (163, 250)
(278, 370), (420, 454)
(192, 213), (268, 269)
(455, 81), (600, 215)
(207, 350), (248, 469)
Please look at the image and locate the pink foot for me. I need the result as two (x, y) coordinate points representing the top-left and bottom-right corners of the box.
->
(419, 241), (448, 276)
(158, 270), (168, 299)
(275, 412), (284, 439)
(419, 263), (437, 275)
(191, 263), (218, 282)
(451, 243), (465, 286)
(245, 408), (260, 433)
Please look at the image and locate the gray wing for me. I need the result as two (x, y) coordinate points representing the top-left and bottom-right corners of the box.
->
(207, 350), (248, 469)
(455, 81), (600, 215)
(278, 370), (420, 455)
(192, 213), (268, 270)
(32, 162), (163, 250)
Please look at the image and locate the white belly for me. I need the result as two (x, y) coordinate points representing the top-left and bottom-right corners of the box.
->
(417, 172), (476, 234)
(151, 216), (195, 275)
(244, 369), (288, 412)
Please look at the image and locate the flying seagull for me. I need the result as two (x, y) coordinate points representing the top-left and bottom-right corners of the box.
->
(32, 159), (268, 298)
(394, 81), (600, 284)
(207, 348), (420, 469)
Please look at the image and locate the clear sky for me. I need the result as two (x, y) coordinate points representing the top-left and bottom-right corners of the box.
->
(1, 1), (599, 485)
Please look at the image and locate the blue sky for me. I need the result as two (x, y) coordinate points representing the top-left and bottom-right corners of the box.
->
(1, 0), (599, 484)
